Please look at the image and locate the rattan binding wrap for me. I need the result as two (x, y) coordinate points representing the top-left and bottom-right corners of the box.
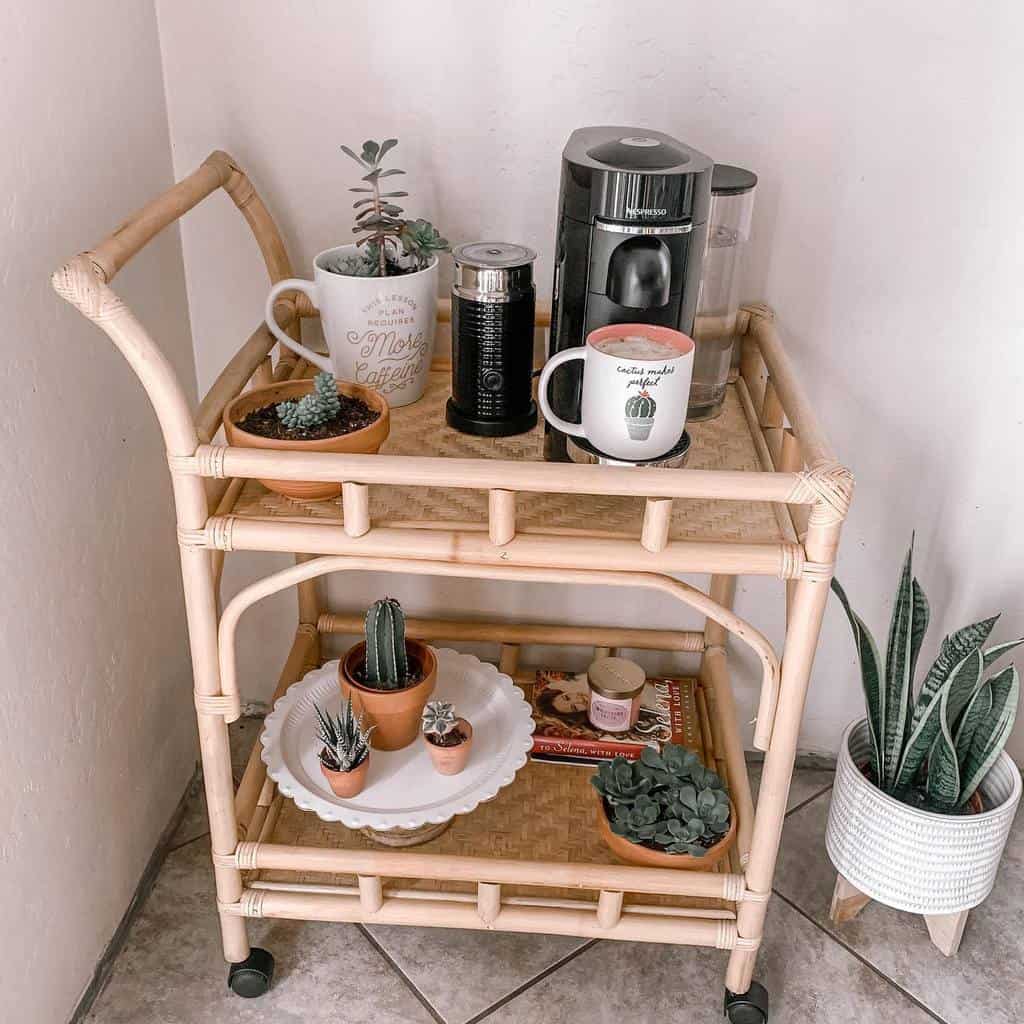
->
(230, 372), (783, 545)
(258, 677), (733, 911)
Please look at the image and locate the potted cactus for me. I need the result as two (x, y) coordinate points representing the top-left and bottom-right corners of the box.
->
(339, 598), (437, 751)
(421, 700), (473, 775)
(826, 538), (1022, 945)
(315, 697), (375, 798)
(223, 370), (389, 500)
(591, 743), (736, 869)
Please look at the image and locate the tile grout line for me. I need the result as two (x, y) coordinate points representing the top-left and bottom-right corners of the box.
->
(465, 939), (601, 1024)
(770, 889), (950, 1024)
(355, 924), (447, 1024)
(784, 780), (835, 818)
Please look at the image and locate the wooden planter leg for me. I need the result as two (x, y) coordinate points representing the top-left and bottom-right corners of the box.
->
(726, 519), (838, 996)
(829, 873), (871, 923)
(925, 911), (969, 957)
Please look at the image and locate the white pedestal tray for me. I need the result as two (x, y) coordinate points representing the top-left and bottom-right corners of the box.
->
(260, 648), (535, 834)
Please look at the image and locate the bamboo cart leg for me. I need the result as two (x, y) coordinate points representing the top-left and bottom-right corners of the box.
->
(726, 515), (841, 998)
(179, 542), (251, 963)
(701, 574), (756, 868)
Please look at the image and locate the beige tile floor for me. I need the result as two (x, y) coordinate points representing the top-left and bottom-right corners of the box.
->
(83, 720), (1021, 1024)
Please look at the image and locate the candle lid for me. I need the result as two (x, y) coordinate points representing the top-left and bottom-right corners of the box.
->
(587, 657), (646, 700)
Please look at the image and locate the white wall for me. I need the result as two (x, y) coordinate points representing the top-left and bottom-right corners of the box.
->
(156, 0), (1024, 760)
(0, 4), (198, 1021)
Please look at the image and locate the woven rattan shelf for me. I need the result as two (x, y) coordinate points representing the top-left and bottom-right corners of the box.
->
(230, 370), (784, 546)
(54, 150), (853, 1010)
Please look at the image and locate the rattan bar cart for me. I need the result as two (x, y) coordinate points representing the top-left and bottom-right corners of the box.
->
(54, 151), (852, 1021)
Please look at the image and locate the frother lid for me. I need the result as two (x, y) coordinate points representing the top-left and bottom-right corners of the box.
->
(453, 242), (537, 269)
(712, 164), (758, 195)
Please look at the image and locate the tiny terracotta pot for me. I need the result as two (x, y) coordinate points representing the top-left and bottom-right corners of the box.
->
(339, 640), (437, 751)
(594, 791), (737, 870)
(423, 719), (473, 775)
(223, 378), (390, 500)
(320, 753), (370, 798)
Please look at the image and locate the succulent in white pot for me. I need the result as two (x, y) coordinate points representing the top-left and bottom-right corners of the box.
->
(265, 138), (450, 407)
(826, 538), (1022, 954)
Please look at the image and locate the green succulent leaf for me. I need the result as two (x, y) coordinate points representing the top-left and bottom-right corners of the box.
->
(340, 144), (368, 167)
(953, 678), (993, 766)
(360, 140), (380, 164)
(881, 544), (918, 788)
(925, 682), (961, 810)
(831, 576), (885, 783)
(910, 615), (1000, 730)
(982, 638), (1024, 669)
(378, 138), (399, 159)
(957, 666), (1019, 806)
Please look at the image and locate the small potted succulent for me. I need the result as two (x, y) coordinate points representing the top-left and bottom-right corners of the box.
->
(827, 538), (1022, 936)
(315, 697), (375, 798)
(339, 597), (437, 751)
(591, 743), (736, 870)
(223, 370), (389, 500)
(421, 700), (473, 775)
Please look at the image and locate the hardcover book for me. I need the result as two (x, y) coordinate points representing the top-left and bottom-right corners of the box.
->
(529, 667), (701, 765)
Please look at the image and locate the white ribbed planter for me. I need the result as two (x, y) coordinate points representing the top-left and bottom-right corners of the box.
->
(826, 719), (1021, 915)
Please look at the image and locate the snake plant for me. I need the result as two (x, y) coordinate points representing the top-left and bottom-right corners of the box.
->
(591, 743), (731, 857)
(832, 537), (1021, 810)
(362, 597), (410, 690)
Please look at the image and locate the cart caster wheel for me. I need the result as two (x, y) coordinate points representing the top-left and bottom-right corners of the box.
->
(227, 948), (274, 998)
(724, 981), (769, 1023)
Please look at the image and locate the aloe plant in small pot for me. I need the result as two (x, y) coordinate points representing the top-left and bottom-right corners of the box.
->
(339, 598), (437, 751)
(315, 697), (375, 798)
(421, 700), (473, 775)
(826, 538), (1022, 953)
(223, 370), (389, 500)
(591, 743), (736, 870)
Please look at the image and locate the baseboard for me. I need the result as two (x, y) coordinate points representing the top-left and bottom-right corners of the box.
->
(746, 750), (837, 771)
(68, 764), (201, 1024)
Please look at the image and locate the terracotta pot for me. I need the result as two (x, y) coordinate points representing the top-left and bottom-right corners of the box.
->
(320, 752), (370, 798)
(339, 640), (437, 751)
(223, 378), (390, 500)
(423, 719), (473, 775)
(594, 791), (737, 870)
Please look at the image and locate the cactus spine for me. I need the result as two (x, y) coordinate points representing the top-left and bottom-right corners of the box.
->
(625, 390), (656, 418)
(363, 597), (409, 690)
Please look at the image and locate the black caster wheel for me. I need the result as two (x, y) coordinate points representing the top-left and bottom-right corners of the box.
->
(724, 980), (769, 1023)
(227, 947), (275, 998)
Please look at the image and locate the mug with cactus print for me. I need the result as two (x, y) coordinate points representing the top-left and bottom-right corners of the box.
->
(539, 324), (694, 460)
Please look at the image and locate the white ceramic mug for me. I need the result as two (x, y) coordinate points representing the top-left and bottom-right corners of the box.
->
(539, 324), (695, 461)
(265, 244), (438, 407)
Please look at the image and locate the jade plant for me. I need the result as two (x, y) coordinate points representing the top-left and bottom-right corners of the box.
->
(591, 743), (731, 857)
(315, 697), (374, 773)
(361, 597), (412, 690)
(276, 372), (340, 431)
(832, 537), (1021, 811)
(324, 138), (449, 278)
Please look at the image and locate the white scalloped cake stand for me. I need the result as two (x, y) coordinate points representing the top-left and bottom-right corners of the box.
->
(261, 648), (535, 836)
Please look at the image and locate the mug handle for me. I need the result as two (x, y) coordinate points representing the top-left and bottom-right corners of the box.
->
(264, 279), (333, 374)
(537, 347), (588, 438)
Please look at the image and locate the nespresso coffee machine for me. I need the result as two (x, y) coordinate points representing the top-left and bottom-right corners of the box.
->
(545, 126), (713, 459)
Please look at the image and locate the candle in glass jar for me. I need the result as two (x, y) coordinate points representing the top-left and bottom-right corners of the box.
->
(587, 657), (646, 733)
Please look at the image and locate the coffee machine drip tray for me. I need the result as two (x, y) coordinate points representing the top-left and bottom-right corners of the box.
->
(566, 431), (691, 469)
